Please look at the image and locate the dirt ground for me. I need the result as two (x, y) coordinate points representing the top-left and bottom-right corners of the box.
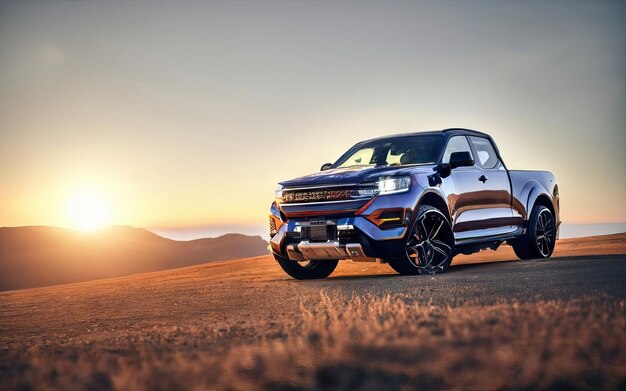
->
(1, 234), (625, 390)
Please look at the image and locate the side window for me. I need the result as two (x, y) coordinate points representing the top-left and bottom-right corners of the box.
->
(469, 137), (499, 169)
(442, 136), (473, 164)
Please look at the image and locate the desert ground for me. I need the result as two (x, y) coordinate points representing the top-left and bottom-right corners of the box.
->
(1, 234), (625, 390)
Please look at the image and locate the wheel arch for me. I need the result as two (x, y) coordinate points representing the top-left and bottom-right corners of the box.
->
(531, 194), (556, 226)
(525, 185), (559, 237)
(416, 191), (451, 223)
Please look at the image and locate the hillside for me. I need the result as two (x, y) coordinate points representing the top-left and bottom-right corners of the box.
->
(0, 234), (624, 390)
(0, 226), (268, 291)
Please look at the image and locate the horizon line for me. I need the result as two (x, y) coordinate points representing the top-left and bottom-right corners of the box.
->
(2, 222), (626, 241)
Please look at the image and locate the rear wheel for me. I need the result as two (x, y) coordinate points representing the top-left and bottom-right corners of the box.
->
(274, 255), (338, 280)
(388, 205), (455, 275)
(512, 205), (556, 260)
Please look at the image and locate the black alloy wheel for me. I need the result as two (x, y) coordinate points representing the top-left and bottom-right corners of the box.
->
(389, 205), (455, 275)
(511, 205), (556, 260)
(535, 208), (556, 257)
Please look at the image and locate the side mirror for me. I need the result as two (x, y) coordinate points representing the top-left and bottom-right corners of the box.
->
(449, 151), (475, 169)
(320, 163), (333, 171)
(435, 163), (451, 178)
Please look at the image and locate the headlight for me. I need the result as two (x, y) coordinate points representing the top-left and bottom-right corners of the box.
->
(275, 184), (284, 199)
(377, 176), (411, 195)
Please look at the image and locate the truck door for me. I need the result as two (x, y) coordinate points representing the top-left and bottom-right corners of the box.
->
(441, 136), (517, 241)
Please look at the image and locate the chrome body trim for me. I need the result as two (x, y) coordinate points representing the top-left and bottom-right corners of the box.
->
(454, 226), (519, 241)
(278, 198), (371, 207)
(281, 183), (361, 191)
(454, 227), (525, 246)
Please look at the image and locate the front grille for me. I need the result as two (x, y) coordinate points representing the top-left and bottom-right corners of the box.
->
(282, 186), (375, 204)
(283, 189), (351, 203)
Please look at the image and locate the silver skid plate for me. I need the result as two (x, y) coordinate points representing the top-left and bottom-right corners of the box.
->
(286, 241), (378, 262)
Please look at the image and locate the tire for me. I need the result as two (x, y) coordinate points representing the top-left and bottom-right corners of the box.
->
(388, 205), (455, 275)
(274, 254), (338, 280)
(512, 205), (556, 260)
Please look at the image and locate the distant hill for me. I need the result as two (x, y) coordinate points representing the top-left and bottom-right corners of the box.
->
(0, 226), (269, 291)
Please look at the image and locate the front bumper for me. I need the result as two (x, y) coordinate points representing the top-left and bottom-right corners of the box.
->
(269, 215), (409, 262)
(269, 182), (424, 262)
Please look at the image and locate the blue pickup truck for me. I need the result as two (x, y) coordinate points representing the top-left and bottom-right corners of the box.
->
(269, 128), (560, 279)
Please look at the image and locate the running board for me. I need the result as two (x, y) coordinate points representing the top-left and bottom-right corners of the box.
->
(454, 228), (525, 247)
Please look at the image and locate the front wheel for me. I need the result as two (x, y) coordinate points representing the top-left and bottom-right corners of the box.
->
(511, 205), (556, 260)
(274, 255), (338, 280)
(388, 205), (455, 275)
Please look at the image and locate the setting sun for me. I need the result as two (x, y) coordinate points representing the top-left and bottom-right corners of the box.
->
(65, 190), (111, 231)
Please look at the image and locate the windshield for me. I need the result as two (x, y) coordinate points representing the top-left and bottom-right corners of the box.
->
(334, 135), (445, 168)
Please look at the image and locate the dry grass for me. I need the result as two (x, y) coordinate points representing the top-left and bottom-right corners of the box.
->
(2, 293), (625, 390)
(2, 235), (625, 390)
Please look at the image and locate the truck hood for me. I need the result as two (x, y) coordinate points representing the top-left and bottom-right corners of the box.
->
(279, 164), (435, 188)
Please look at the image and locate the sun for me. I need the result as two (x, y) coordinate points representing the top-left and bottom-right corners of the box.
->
(66, 189), (111, 232)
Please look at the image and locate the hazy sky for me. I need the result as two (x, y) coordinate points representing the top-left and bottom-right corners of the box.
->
(1, 0), (625, 238)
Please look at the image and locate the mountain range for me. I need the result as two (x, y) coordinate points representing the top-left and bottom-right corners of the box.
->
(0, 226), (269, 291)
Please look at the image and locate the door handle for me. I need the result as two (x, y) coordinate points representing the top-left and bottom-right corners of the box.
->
(478, 175), (488, 183)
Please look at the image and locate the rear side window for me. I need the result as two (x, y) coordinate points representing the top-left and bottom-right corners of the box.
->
(442, 136), (473, 164)
(469, 136), (499, 169)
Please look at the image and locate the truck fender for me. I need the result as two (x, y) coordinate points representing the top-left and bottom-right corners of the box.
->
(516, 180), (552, 220)
(414, 188), (452, 223)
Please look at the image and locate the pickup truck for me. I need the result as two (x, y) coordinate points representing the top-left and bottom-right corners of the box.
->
(268, 128), (560, 279)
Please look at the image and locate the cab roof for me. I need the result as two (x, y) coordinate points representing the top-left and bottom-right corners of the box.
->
(360, 128), (491, 143)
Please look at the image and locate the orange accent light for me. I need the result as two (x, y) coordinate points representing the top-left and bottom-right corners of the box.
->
(365, 208), (406, 227)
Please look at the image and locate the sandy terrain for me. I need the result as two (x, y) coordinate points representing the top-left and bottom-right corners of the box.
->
(1, 233), (625, 390)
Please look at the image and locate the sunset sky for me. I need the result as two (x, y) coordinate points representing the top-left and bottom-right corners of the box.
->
(1, 0), (625, 239)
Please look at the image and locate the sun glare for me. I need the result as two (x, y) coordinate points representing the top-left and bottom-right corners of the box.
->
(66, 189), (111, 231)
